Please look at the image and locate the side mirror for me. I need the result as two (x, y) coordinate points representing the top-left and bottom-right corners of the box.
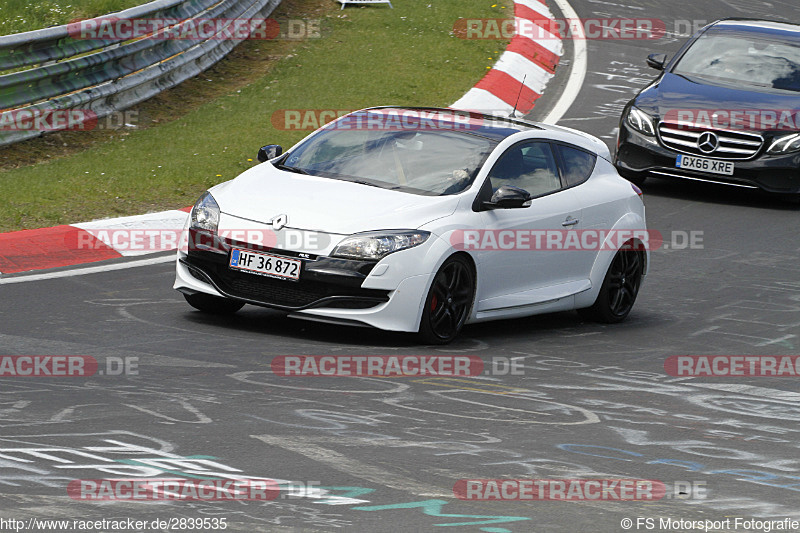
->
(482, 185), (532, 210)
(646, 53), (667, 71)
(257, 144), (283, 162)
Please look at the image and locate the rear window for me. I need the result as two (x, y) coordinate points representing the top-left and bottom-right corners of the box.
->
(556, 144), (596, 187)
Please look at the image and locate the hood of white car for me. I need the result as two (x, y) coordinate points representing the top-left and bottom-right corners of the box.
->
(210, 163), (462, 235)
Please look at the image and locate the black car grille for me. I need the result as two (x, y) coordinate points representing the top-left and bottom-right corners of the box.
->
(184, 253), (389, 310)
(223, 271), (335, 307)
(658, 122), (764, 160)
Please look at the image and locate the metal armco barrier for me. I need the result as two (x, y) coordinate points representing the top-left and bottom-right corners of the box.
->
(0, 0), (282, 147)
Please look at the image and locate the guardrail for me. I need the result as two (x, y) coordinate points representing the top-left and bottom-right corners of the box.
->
(0, 0), (282, 147)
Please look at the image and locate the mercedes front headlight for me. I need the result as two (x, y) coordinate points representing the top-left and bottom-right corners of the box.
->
(767, 133), (800, 155)
(627, 107), (656, 137)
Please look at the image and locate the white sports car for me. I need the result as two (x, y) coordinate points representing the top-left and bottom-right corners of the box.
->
(174, 107), (649, 343)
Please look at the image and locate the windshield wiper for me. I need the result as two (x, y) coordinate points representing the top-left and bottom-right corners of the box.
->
(275, 163), (309, 175)
(349, 179), (382, 188)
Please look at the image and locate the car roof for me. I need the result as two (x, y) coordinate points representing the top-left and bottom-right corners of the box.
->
(358, 106), (608, 157)
(709, 19), (800, 40)
(359, 106), (541, 142)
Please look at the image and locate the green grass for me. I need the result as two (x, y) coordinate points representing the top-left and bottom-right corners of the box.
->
(0, 0), (146, 36)
(0, 0), (511, 231)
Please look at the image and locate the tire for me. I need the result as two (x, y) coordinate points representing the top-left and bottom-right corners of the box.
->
(417, 255), (476, 345)
(578, 248), (643, 323)
(183, 292), (245, 315)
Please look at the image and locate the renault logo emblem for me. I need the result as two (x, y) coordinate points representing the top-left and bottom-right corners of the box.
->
(269, 214), (288, 230)
(697, 132), (719, 154)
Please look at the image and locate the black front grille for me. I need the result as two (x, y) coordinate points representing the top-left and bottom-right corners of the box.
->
(185, 252), (389, 310)
(222, 269), (335, 307)
(658, 122), (764, 160)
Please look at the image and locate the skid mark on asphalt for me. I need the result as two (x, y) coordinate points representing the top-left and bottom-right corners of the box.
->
(382, 392), (599, 425)
(229, 370), (410, 394)
(124, 400), (214, 424)
(251, 434), (451, 498)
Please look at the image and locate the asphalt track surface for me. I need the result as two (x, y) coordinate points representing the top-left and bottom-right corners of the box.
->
(2, 1), (800, 532)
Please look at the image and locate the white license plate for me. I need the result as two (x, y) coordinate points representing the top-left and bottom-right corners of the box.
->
(229, 248), (301, 281)
(676, 155), (734, 176)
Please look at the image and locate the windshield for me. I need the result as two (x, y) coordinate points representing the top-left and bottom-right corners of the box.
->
(279, 124), (497, 196)
(673, 30), (800, 92)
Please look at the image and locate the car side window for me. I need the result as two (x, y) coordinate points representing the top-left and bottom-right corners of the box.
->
(555, 144), (596, 187)
(488, 141), (562, 197)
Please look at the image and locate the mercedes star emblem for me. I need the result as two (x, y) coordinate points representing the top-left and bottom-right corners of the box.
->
(697, 132), (720, 154)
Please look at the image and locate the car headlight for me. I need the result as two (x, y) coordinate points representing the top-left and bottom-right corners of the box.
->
(190, 192), (220, 232)
(627, 107), (656, 137)
(767, 133), (800, 155)
(331, 231), (430, 260)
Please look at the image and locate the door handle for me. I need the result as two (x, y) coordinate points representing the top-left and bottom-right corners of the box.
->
(562, 217), (580, 227)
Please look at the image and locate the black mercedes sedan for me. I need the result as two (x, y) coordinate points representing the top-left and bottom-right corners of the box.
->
(615, 19), (800, 201)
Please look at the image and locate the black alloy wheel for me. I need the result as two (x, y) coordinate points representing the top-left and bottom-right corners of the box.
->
(579, 248), (643, 323)
(418, 255), (476, 344)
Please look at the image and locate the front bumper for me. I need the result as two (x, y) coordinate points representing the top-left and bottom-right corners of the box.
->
(179, 249), (390, 311)
(615, 124), (800, 194)
(174, 229), (443, 333)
